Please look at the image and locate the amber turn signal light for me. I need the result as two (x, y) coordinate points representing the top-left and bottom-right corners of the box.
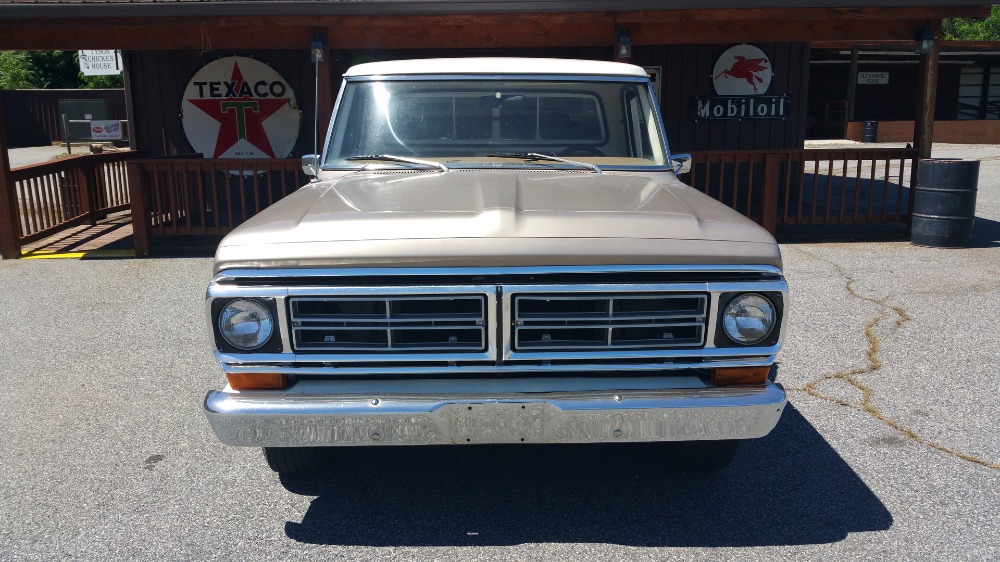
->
(710, 366), (771, 386)
(227, 372), (288, 390)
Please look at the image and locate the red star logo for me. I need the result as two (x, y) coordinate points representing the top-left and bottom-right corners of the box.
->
(188, 62), (289, 158)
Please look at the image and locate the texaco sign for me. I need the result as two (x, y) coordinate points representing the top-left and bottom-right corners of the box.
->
(182, 56), (300, 159)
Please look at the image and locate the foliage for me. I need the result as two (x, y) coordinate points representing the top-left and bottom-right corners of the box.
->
(943, 7), (1000, 41)
(81, 73), (124, 89)
(0, 51), (33, 89)
(0, 50), (123, 90)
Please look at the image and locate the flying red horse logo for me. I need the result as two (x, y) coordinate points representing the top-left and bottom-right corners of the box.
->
(715, 56), (769, 93)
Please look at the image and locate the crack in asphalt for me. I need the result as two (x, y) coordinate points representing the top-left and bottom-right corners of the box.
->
(786, 247), (1000, 471)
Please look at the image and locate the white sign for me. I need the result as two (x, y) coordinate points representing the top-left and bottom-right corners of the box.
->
(712, 44), (772, 96)
(91, 120), (123, 140)
(78, 50), (122, 76)
(858, 71), (889, 85)
(181, 56), (300, 159)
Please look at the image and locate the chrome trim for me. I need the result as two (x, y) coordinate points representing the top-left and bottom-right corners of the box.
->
(500, 281), (786, 361)
(206, 270), (787, 367)
(704, 292), (721, 350)
(215, 348), (777, 373)
(319, 74), (348, 166)
(512, 292), (708, 351)
(647, 78), (673, 165)
(289, 294), (487, 353)
(213, 264), (783, 282)
(204, 380), (787, 446)
(275, 296), (292, 353)
(514, 321), (705, 350)
(344, 74), (651, 83)
(285, 285), (496, 297)
(208, 284), (290, 298)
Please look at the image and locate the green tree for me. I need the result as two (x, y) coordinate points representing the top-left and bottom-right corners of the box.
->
(0, 50), (123, 90)
(0, 51), (33, 89)
(944, 6), (1000, 41)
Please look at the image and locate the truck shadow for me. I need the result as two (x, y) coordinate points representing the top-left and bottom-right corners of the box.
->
(281, 403), (892, 547)
(971, 216), (1000, 248)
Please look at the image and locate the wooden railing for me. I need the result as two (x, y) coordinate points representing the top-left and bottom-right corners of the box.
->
(117, 149), (919, 257)
(685, 148), (919, 233)
(7, 151), (135, 248)
(127, 158), (308, 255)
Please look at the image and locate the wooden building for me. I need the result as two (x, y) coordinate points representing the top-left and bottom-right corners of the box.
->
(810, 41), (1000, 143)
(0, 1), (990, 258)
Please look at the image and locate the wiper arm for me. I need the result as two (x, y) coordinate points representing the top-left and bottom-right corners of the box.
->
(346, 154), (448, 172)
(487, 152), (601, 174)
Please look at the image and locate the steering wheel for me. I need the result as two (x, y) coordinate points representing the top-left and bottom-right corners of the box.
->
(558, 146), (604, 157)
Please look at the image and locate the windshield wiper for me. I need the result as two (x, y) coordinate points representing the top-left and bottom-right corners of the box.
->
(346, 154), (448, 172)
(486, 152), (601, 174)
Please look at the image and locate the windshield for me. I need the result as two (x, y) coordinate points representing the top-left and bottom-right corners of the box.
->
(324, 78), (668, 170)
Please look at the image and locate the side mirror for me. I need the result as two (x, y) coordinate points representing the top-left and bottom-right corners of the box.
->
(670, 154), (692, 176)
(301, 154), (320, 179)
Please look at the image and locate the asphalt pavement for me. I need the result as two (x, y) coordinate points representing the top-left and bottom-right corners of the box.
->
(6, 145), (91, 168)
(0, 143), (998, 561)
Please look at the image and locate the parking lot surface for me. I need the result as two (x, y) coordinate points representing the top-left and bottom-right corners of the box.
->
(1, 144), (998, 561)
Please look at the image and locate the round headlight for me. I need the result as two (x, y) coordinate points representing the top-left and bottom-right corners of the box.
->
(722, 294), (776, 345)
(219, 299), (274, 350)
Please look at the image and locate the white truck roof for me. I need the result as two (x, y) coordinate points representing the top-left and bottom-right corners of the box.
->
(344, 57), (650, 78)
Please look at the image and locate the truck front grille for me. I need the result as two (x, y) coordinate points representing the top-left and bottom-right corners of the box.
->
(513, 293), (707, 351)
(289, 295), (487, 352)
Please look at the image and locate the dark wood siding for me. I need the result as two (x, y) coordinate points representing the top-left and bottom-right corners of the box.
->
(1, 89), (126, 147)
(126, 43), (809, 159)
(125, 50), (317, 158)
(808, 61), (961, 124)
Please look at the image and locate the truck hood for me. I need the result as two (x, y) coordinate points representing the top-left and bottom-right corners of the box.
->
(215, 170), (782, 272)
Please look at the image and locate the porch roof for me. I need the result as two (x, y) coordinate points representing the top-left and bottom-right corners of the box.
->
(0, 0), (990, 18)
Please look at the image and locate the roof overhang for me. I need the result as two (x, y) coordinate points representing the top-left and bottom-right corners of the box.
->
(0, 1), (991, 18)
(0, 3), (988, 50)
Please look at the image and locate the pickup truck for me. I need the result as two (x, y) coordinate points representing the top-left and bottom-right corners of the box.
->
(203, 58), (788, 476)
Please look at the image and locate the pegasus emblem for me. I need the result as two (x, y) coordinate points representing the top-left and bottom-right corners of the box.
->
(715, 56), (769, 93)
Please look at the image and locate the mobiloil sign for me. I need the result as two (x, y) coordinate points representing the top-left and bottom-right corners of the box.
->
(691, 44), (791, 121)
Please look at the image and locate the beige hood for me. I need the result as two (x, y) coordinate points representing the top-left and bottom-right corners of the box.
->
(214, 170), (782, 272)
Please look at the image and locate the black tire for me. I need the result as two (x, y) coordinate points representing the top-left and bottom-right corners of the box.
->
(262, 447), (327, 477)
(666, 439), (740, 471)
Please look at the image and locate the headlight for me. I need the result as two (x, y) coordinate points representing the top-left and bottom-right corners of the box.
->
(722, 294), (776, 345)
(218, 299), (274, 350)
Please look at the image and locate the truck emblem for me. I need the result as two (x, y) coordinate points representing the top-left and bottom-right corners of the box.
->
(323, 335), (336, 342)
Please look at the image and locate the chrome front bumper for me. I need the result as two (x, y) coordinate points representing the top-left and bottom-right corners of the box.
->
(204, 378), (787, 447)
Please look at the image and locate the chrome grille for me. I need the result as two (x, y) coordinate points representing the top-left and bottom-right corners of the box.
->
(513, 293), (707, 351)
(290, 295), (487, 352)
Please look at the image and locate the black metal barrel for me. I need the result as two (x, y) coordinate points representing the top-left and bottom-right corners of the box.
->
(911, 159), (980, 248)
(862, 121), (878, 143)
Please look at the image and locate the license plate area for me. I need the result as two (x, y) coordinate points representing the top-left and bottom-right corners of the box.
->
(439, 402), (545, 444)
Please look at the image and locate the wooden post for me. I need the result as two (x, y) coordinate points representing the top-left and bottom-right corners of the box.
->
(127, 161), (151, 256)
(79, 159), (100, 226)
(0, 97), (21, 259)
(846, 45), (859, 123)
(913, 25), (941, 161)
(122, 51), (139, 151)
(762, 153), (781, 235)
(317, 35), (334, 146)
